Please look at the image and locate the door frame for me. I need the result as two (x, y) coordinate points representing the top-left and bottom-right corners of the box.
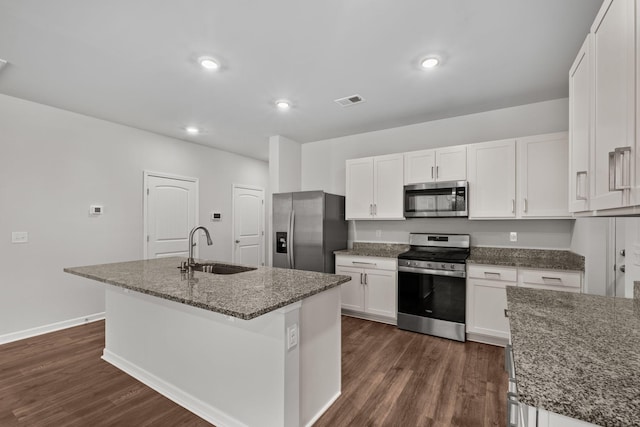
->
(143, 170), (199, 259)
(231, 183), (265, 265)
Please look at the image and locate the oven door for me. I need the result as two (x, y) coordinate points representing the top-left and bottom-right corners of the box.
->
(397, 270), (466, 323)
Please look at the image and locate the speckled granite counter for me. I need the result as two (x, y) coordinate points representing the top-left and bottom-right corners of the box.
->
(468, 247), (584, 271)
(507, 286), (640, 426)
(334, 242), (409, 258)
(65, 257), (351, 320)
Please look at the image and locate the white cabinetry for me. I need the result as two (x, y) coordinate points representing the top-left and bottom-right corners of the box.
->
(467, 264), (583, 345)
(468, 134), (570, 219)
(569, 35), (592, 213)
(517, 133), (570, 218)
(589, 0), (635, 211)
(345, 154), (404, 220)
(466, 265), (515, 345)
(468, 139), (517, 219)
(404, 145), (467, 184)
(335, 255), (397, 324)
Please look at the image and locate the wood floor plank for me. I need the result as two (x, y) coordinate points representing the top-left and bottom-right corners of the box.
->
(0, 317), (507, 426)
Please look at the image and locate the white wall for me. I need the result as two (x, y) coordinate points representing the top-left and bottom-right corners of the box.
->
(301, 98), (573, 249)
(302, 98), (569, 195)
(0, 94), (268, 338)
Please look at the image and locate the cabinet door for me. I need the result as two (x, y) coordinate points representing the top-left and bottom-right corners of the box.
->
(436, 145), (467, 182)
(404, 149), (436, 184)
(569, 36), (591, 213)
(517, 133), (570, 218)
(466, 278), (510, 339)
(364, 268), (396, 319)
(590, 0), (635, 210)
(468, 139), (517, 218)
(373, 154), (404, 219)
(336, 266), (365, 312)
(345, 157), (374, 219)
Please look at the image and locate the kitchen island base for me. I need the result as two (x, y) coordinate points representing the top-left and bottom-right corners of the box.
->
(102, 285), (341, 427)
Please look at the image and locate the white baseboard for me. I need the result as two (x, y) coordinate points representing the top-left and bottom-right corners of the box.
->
(304, 391), (341, 427)
(466, 332), (508, 347)
(0, 312), (105, 345)
(102, 349), (247, 427)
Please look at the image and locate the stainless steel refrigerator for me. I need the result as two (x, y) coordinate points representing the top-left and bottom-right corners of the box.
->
(273, 191), (347, 273)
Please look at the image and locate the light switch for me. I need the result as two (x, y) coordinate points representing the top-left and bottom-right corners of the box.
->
(509, 232), (517, 242)
(11, 231), (28, 243)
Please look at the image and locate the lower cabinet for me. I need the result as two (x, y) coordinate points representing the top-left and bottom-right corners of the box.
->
(467, 265), (516, 345)
(467, 264), (583, 346)
(335, 255), (397, 324)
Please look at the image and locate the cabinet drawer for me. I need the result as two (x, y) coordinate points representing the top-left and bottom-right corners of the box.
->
(518, 269), (581, 289)
(467, 264), (517, 282)
(335, 255), (397, 271)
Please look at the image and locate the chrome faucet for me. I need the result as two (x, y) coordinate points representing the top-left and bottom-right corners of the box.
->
(187, 226), (213, 268)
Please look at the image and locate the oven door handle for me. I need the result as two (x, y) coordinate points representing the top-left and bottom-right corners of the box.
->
(398, 265), (466, 278)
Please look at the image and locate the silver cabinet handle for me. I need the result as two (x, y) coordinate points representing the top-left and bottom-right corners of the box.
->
(541, 276), (562, 283)
(484, 272), (501, 278)
(352, 261), (377, 266)
(373, 204), (377, 215)
(576, 171), (588, 201)
(506, 392), (520, 427)
(359, 273), (363, 284)
(523, 198), (528, 213)
(364, 273), (368, 285)
(511, 199), (515, 214)
(504, 309), (509, 318)
(431, 166), (434, 179)
(436, 165), (439, 179)
(609, 151), (616, 192)
(610, 147), (632, 192)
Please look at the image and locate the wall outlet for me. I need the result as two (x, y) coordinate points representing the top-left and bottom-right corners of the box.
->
(509, 232), (517, 242)
(287, 324), (298, 350)
(11, 231), (28, 243)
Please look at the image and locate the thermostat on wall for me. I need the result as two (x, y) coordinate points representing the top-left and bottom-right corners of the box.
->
(211, 212), (222, 221)
(89, 205), (104, 215)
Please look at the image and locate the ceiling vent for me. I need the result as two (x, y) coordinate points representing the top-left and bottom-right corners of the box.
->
(334, 94), (365, 107)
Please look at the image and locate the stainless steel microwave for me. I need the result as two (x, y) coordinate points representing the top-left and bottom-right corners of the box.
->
(404, 180), (468, 217)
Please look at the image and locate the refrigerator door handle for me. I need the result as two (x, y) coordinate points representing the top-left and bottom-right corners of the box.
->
(286, 211), (293, 268)
(290, 210), (296, 269)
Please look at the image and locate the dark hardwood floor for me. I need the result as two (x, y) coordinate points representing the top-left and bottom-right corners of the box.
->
(0, 317), (506, 426)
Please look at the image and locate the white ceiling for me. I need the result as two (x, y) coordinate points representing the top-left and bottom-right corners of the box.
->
(0, 0), (602, 161)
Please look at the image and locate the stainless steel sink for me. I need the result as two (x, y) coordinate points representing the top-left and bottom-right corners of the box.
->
(191, 263), (256, 275)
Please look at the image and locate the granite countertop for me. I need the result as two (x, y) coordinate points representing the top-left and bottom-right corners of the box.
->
(468, 247), (585, 271)
(506, 286), (640, 426)
(335, 242), (410, 258)
(65, 257), (351, 320)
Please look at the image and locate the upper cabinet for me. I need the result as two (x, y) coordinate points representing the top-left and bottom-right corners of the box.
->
(468, 133), (570, 219)
(517, 133), (570, 218)
(345, 153), (404, 220)
(404, 145), (467, 184)
(569, 35), (591, 213)
(468, 139), (517, 219)
(569, 0), (638, 215)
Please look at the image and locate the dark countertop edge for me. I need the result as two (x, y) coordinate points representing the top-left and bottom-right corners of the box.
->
(466, 258), (584, 272)
(64, 267), (351, 320)
(333, 250), (405, 258)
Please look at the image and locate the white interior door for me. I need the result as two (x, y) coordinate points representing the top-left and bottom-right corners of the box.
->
(233, 185), (264, 266)
(144, 172), (198, 259)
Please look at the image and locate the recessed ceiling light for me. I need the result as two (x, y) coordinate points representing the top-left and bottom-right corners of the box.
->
(185, 126), (200, 135)
(198, 56), (219, 70)
(275, 100), (291, 110)
(421, 57), (440, 69)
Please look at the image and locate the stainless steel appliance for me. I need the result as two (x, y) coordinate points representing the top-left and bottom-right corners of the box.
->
(404, 180), (468, 217)
(273, 191), (347, 273)
(397, 233), (470, 341)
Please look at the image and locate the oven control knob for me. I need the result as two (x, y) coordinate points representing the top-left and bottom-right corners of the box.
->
(451, 264), (456, 269)
(440, 263), (446, 269)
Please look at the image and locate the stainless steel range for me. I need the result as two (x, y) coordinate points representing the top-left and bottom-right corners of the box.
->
(397, 233), (470, 342)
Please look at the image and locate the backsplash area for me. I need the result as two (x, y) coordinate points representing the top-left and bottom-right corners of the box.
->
(349, 218), (573, 249)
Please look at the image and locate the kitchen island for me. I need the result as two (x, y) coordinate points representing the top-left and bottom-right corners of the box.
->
(65, 257), (351, 427)
(506, 286), (640, 427)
